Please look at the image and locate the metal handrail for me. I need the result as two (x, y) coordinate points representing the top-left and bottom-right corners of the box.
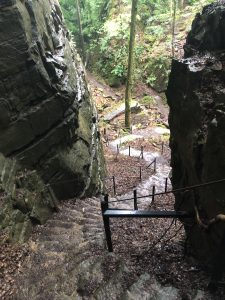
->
(108, 178), (225, 202)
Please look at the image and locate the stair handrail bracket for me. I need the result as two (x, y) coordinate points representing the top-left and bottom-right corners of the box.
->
(100, 178), (225, 252)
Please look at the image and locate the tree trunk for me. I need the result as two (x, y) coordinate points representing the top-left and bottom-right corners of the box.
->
(75, 0), (85, 62)
(171, 0), (177, 57)
(125, 0), (138, 129)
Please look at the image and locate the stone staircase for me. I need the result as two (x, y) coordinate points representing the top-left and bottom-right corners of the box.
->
(13, 197), (180, 299)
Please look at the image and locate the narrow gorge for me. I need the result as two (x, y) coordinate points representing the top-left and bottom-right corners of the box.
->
(1, 0), (225, 299)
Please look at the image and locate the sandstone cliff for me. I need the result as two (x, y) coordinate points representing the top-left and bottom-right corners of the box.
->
(167, 1), (225, 276)
(0, 0), (104, 240)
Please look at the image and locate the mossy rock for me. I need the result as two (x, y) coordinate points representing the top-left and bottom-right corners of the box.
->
(144, 56), (171, 92)
(160, 92), (168, 105)
(106, 74), (125, 88)
(10, 215), (32, 242)
(140, 95), (156, 107)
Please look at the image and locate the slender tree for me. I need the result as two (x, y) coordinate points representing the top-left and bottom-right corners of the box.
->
(171, 0), (177, 57)
(75, 0), (85, 62)
(125, 0), (138, 129)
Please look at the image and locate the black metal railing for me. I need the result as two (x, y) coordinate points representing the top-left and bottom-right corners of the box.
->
(101, 178), (225, 252)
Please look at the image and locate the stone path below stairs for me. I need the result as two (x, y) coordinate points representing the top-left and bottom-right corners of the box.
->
(13, 197), (180, 300)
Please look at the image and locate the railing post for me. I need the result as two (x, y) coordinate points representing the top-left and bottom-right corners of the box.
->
(129, 145), (131, 157)
(161, 141), (164, 155)
(154, 158), (157, 173)
(141, 146), (144, 159)
(117, 144), (119, 154)
(101, 194), (113, 252)
(112, 176), (116, 195)
(133, 189), (138, 210)
(165, 178), (168, 192)
(152, 185), (156, 204)
(139, 166), (142, 182)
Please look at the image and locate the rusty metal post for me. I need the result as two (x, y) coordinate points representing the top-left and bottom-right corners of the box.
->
(117, 144), (119, 154)
(154, 158), (156, 172)
(101, 194), (113, 252)
(112, 176), (116, 195)
(134, 189), (138, 210)
(165, 178), (168, 192)
(141, 146), (144, 159)
(152, 185), (156, 204)
(139, 166), (142, 182)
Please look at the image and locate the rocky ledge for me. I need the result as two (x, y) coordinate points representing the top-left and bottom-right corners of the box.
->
(0, 0), (104, 240)
(167, 1), (225, 278)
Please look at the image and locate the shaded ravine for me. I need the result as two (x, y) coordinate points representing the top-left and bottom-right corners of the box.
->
(12, 127), (183, 300)
(12, 128), (213, 299)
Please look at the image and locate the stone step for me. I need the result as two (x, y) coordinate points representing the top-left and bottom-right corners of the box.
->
(39, 240), (75, 253)
(45, 219), (77, 229)
(59, 207), (84, 218)
(74, 216), (102, 226)
(73, 238), (106, 258)
(83, 225), (103, 233)
(83, 211), (102, 219)
(83, 232), (104, 240)
(75, 199), (100, 210)
(52, 213), (82, 223)
(37, 233), (82, 245)
(94, 262), (131, 300)
(40, 224), (84, 236)
(76, 256), (105, 297)
(75, 254), (131, 299)
(82, 221), (103, 234)
(84, 197), (101, 205)
(122, 273), (179, 300)
(17, 263), (77, 300)
(44, 251), (66, 261)
(83, 237), (105, 249)
(68, 243), (99, 261)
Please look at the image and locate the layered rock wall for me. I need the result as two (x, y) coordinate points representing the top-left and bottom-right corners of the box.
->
(167, 1), (225, 272)
(0, 0), (104, 240)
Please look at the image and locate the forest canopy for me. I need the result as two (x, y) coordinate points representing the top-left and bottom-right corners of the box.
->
(60, 0), (212, 90)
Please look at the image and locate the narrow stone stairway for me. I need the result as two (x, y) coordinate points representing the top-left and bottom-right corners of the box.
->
(13, 197), (180, 299)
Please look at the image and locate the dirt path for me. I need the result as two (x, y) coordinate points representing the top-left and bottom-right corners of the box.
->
(87, 72), (169, 124)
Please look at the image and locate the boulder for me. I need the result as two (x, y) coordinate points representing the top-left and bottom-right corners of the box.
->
(167, 1), (225, 276)
(0, 0), (104, 239)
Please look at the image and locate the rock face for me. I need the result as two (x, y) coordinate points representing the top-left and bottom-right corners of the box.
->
(0, 0), (104, 240)
(167, 1), (225, 273)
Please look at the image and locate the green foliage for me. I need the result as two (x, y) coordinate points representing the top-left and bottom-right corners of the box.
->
(144, 56), (171, 92)
(94, 14), (130, 85)
(140, 95), (156, 107)
(59, 0), (214, 90)
(60, 0), (109, 56)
